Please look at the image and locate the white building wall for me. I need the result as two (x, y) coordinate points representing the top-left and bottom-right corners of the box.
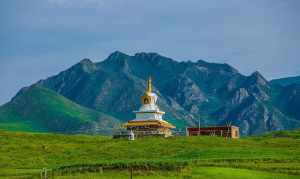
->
(135, 113), (163, 120)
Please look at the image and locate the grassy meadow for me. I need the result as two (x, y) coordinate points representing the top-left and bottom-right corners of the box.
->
(0, 129), (300, 178)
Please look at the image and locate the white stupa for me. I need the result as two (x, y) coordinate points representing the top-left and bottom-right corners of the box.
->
(123, 77), (175, 137)
(133, 77), (165, 121)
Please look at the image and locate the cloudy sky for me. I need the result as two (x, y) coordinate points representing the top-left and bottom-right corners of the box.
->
(0, 0), (300, 104)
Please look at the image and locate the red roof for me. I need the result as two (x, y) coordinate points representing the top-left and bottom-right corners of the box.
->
(187, 126), (238, 132)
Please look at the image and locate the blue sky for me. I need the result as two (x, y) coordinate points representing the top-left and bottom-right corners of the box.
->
(0, 0), (300, 105)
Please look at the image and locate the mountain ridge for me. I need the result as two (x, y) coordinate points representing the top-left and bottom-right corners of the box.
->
(271, 75), (300, 87)
(1, 51), (300, 135)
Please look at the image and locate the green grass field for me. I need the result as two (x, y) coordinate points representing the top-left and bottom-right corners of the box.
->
(0, 129), (300, 178)
(51, 167), (300, 179)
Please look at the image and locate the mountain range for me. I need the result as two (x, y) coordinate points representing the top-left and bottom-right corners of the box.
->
(0, 51), (300, 136)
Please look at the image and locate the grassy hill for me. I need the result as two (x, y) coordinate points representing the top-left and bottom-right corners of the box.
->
(0, 129), (300, 178)
(0, 85), (120, 134)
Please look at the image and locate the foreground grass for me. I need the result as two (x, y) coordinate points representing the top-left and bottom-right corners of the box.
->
(54, 167), (300, 179)
(0, 129), (299, 178)
(1, 167), (299, 179)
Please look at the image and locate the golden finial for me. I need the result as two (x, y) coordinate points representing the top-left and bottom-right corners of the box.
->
(147, 76), (152, 93)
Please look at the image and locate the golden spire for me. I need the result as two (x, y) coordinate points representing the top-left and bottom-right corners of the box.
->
(147, 76), (152, 93)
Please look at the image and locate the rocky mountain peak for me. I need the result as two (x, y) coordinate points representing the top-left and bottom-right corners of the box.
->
(101, 51), (132, 73)
(104, 51), (129, 63)
(134, 52), (159, 58)
(77, 58), (96, 73)
(248, 71), (268, 86)
(240, 71), (270, 101)
(79, 58), (93, 65)
(134, 52), (176, 66)
(109, 50), (128, 58)
(196, 60), (239, 74)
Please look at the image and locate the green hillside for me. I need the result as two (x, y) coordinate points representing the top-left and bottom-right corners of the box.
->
(0, 130), (300, 178)
(0, 85), (120, 134)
